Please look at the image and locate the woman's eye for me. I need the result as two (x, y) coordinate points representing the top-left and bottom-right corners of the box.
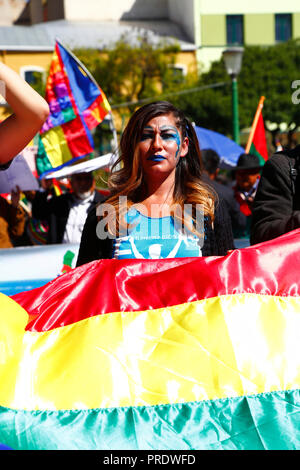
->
(140, 133), (153, 141)
(162, 133), (174, 139)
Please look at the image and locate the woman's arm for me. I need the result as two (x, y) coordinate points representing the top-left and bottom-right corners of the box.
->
(0, 63), (49, 166)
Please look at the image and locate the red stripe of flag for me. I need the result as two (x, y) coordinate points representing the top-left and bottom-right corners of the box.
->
(252, 112), (268, 161)
(12, 229), (300, 333)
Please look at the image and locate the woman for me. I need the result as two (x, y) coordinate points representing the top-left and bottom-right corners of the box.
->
(76, 101), (234, 265)
(0, 63), (49, 169)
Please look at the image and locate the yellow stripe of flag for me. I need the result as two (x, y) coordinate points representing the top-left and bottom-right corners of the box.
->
(1, 293), (300, 411)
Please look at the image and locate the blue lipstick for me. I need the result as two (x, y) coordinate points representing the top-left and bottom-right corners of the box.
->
(147, 155), (166, 162)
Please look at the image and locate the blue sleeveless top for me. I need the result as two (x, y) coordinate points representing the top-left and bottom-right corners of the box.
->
(113, 208), (202, 259)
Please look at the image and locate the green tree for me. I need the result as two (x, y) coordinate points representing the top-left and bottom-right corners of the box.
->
(29, 70), (47, 98)
(73, 33), (181, 120)
(172, 39), (300, 138)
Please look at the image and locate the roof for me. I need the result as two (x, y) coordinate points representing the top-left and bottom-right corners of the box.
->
(0, 19), (196, 52)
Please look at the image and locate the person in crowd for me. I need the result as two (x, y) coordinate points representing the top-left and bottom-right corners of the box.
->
(20, 179), (64, 246)
(76, 101), (234, 266)
(250, 144), (300, 245)
(43, 171), (105, 244)
(201, 148), (246, 238)
(0, 63), (49, 170)
(233, 153), (262, 239)
(0, 186), (25, 248)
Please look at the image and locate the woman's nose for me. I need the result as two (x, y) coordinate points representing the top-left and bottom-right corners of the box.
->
(152, 133), (163, 149)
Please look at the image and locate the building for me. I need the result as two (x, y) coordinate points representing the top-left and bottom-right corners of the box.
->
(1, 1), (299, 80)
(0, 0), (197, 90)
(196, 1), (300, 70)
(0, 0), (28, 26)
(0, 0), (198, 135)
(29, 1), (299, 70)
(1, 0), (300, 114)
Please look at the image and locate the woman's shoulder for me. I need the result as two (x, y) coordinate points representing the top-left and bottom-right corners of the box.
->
(213, 195), (232, 225)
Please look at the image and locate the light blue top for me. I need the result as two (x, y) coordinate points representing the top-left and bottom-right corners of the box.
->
(113, 208), (202, 259)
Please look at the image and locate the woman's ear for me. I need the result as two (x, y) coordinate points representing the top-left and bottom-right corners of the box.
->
(180, 137), (189, 158)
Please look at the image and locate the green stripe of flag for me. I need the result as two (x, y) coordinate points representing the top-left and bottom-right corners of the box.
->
(249, 142), (266, 166)
(0, 389), (299, 450)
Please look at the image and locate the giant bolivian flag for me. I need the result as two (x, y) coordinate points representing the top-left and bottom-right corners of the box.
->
(1, 229), (300, 450)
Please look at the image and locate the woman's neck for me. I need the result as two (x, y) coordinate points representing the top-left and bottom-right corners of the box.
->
(139, 173), (175, 217)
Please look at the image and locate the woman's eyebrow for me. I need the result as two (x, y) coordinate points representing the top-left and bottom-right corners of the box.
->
(142, 125), (178, 133)
(159, 125), (178, 133)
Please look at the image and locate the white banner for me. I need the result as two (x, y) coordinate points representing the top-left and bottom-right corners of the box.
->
(0, 154), (39, 193)
(0, 243), (79, 282)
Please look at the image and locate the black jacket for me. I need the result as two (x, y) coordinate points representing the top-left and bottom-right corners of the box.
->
(250, 146), (300, 245)
(44, 191), (105, 244)
(76, 197), (235, 267)
(202, 173), (246, 236)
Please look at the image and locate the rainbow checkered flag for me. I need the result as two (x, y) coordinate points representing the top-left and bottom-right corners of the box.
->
(37, 40), (111, 177)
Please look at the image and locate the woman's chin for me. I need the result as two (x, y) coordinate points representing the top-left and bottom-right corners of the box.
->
(143, 166), (175, 180)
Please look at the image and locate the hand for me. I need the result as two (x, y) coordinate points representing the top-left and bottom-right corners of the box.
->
(11, 185), (21, 208)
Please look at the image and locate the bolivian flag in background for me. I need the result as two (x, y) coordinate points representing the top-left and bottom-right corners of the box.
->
(1, 229), (300, 450)
(246, 96), (268, 166)
(249, 110), (268, 166)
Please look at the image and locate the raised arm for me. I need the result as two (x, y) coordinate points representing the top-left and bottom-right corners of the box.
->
(0, 63), (49, 166)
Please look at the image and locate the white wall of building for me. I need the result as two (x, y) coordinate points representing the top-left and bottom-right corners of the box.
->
(197, 48), (224, 72)
(168, 0), (195, 42)
(64, 0), (168, 21)
(199, 0), (300, 15)
(0, 0), (27, 26)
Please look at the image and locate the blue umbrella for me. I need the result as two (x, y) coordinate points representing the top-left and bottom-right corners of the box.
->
(194, 126), (244, 168)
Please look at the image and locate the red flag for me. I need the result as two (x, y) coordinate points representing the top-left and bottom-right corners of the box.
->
(246, 96), (268, 164)
(250, 111), (268, 162)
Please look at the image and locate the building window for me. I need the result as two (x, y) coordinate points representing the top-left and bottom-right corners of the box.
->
(20, 66), (46, 96)
(226, 15), (244, 45)
(168, 64), (187, 82)
(162, 64), (187, 91)
(275, 14), (292, 42)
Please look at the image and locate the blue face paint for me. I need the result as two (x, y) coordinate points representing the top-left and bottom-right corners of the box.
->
(140, 125), (182, 160)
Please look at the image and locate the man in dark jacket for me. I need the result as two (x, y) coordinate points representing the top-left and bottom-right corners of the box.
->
(233, 153), (262, 239)
(38, 172), (105, 244)
(201, 149), (246, 238)
(250, 146), (300, 245)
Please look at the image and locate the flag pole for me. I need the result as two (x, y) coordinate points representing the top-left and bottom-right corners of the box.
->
(55, 38), (119, 155)
(245, 96), (265, 153)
